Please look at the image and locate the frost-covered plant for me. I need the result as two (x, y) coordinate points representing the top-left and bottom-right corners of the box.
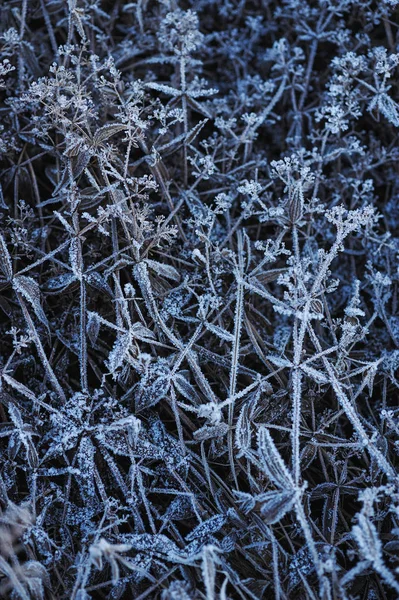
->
(1, 0), (399, 599)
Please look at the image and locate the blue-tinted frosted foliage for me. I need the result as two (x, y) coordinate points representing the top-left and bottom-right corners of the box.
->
(0, 1), (399, 599)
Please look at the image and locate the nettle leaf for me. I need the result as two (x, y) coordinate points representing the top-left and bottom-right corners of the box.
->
(257, 427), (294, 490)
(121, 533), (182, 558)
(93, 123), (127, 145)
(186, 515), (226, 542)
(85, 272), (113, 297)
(45, 273), (77, 293)
(72, 150), (91, 179)
(144, 259), (181, 282)
(136, 376), (171, 411)
(13, 275), (49, 328)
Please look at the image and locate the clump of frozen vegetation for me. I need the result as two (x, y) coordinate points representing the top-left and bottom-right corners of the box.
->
(1, 0), (399, 598)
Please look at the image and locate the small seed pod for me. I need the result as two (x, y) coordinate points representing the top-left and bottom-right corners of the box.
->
(289, 192), (303, 224)
(311, 299), (324, 315)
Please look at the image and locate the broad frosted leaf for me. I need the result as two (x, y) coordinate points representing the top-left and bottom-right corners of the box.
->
(0, 233), (12, 279)
(193, 422), (229, 441)
(2, 375), (36, 402)
(72, 150), (91, 179)
(232, 490), (256, 514)
(204, 322), (234, 342)
(121, 533), (182, 557)
(106, 415), (142, 434)
(186, 514), (226, 542)
(257, 427), (294, 490)
(45, 272), (77, 293)
(93, 123), (127, 145)
(85, 272), (113, 297)
(145, 259), (180, 282)
(13, 275), (48, 327)
(107, 333), (131, 374)
(87, 311), (100, 344)
(130, 322), (156, 341)
(136, 376), (171, 411)
(258, 489), (296, 524)
(300, 364), (329, 384)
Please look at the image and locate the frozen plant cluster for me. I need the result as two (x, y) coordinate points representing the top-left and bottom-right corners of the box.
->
(1, 0), (399, 598)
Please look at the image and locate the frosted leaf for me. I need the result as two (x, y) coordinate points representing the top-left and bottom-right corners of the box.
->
(69, 238), (82, 280)
(204, 322), (234, 342)
(20, 560), (49, 600)
(121, 533), (182, 558)
(13, 275), (49, 328)
(93, 123), (127, 145)
(373, 93), (399, 127)
(145, 258), (181, 282)
(174, 374), (201, 404)
(106, 333), (131, 374)
(352, 514), (382, 564)
(0, 233), (13, 280)
(85, 272), (113, 297)
(300, 365), (329, 384)
(2, 374), (36, 402)
(45, 272), (77, 292)
(136, 376), (171, 411)
(130, 322), (156, 341)
(258, 489), (296, 524)
(235, 405), (251, 458)
(266, 355), (292, 369)
(257, 427), (294, 490)
(193, 422), (229, 441)
(185, 514), (226, 542)
(202, 545), (218, 600)
(86, 311), (100, 345)
(145, 82), (181, 97)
